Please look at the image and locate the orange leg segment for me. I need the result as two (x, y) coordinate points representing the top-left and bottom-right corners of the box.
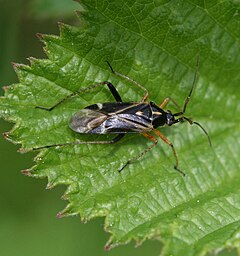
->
(153, 129), (185, 176)
(159, 96), (181, 111)
(118, 132), (158, 172)
(159, 97), (171, 109)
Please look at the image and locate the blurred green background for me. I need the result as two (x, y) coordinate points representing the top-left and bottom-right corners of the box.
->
(0, 1), (161, 255)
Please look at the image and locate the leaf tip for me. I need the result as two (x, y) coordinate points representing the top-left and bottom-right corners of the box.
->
(27, 57), (37, 65)
(3, 132), (19, 145)
(36, 33), (46, 41)
(11, 62), (21, 71)
(57, 21), (68, 30)
(104, 238), (116, 251)
(104, 241), (117, 251)
(18, 148), (30, 154)
(11, 62), (29, 73)
(57, 22), (72, 32)
(2, 86), (10, 92)
(56, 204), (77, 219)
(21, 169), (32, 177)
(56, 211), (67, 219)
(3, 132), (10, 140)
(57, 21), (64, 26)
(56, 205), (70, 218)
(61, 193), (68, 201)
(104, 245), (111, 251)
(46, 182), (55, 190)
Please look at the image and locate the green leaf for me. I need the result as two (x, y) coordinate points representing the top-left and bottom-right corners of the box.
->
(1, 1), (240, 255)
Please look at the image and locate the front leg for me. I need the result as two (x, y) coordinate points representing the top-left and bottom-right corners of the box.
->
(159, 97), (181, 110)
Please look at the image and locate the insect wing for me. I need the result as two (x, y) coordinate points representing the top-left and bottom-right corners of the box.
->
(69, 109), (108, 133)
(85, 102), (136, 114)
(89, 102), (153, 133)
(103, 114), (152, 133)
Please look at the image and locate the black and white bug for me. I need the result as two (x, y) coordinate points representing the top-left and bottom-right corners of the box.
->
(35, 58), (211, 175)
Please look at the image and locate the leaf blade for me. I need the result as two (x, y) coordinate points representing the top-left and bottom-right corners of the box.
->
(1, 0), (240, 255)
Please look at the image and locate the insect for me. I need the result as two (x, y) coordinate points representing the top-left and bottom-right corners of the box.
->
(35, 57), (211, 175)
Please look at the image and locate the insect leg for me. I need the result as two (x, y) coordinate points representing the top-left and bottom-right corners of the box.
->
(106, 61), (149, 102)
(36, 81), (122, 111)
(79, 81), (123, 102)
(32, 134), (125, 150)
(159, 97), (170, 108)
(118, 133), (158, 172)
(159, 97), (181, 111)
(104, 81), (122, 102)
(161, 56), (199, 114)
(36, 92), (77, 111)
(153, 129), (185, 176)
(80, 81), (122, 102)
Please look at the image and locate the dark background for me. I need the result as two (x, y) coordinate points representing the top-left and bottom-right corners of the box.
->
(0, 1), (160, 255)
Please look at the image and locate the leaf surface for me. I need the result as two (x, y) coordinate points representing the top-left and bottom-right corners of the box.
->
(1, 1), (240, 255)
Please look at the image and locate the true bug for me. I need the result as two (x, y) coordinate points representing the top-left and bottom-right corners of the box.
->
(35, 57), (211, 175)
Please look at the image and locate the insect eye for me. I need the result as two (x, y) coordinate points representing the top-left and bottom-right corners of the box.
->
(166, 112), (175, 126)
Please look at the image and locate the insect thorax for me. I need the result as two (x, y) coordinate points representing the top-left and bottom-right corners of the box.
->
(149, 102), (168, 128)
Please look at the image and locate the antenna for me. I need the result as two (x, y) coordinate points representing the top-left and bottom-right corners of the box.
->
(182, 55), (200, 114)
(173, 56), (212, 147)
